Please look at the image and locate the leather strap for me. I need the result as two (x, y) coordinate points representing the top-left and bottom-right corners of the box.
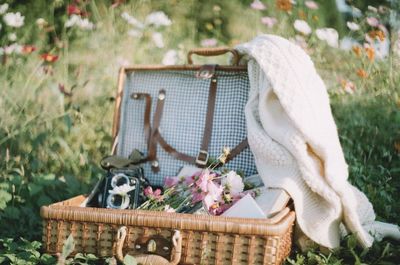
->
(224, 138), (249, 164)
(154, 131), (195, 164)
(131, 92), (152, 149)
(148, 90), (166, 172)
(196, 65), (218, 167)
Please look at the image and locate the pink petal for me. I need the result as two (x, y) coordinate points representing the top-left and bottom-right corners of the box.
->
(164, 176), (179, 188)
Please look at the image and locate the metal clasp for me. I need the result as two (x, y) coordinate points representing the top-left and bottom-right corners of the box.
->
(195, 64), (216, 79)
(195, 150), (209, 167)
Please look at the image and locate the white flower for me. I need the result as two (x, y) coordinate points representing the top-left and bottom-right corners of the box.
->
(162, 49), (178, 65)
(316, 28), (339, 48)
(4, 43), (23, 54)
(368, 6), (378, 13)
(121, 12), (144, 29)
(151, 32), (164, 48)
(3, 12), (25, 28)
(0, 3), (8, 15)
(164, 205), (176, 213)
(293, 19), (311, 35)
(221, 171), (244, 196)
(77, 18), (94, 30)
(36, 18), (48, 28)
(145, 11), (171, 27)
(65, 15), (94, 30)
(127, 29), (142, 37)
(8, 33), (17, 41)
(346, 21), (360, 31)
(305, 1), (318, 10)
(65, 14), (80, 28)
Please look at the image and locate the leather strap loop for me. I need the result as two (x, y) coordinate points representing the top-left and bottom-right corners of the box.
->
(196, 65), (218, 167)
(148, 90), (166, 172)
(131, 92), (152, 149)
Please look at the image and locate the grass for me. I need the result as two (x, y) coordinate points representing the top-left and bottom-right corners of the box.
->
(0, 0), (399, 264)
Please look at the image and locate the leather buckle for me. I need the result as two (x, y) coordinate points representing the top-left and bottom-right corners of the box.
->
(195, 150), (209, 166)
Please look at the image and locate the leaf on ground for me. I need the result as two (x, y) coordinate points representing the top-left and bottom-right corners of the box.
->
(61, 234), (75, 260)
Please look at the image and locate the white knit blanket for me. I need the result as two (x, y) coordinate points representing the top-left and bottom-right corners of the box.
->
(235, 35), (400, 249)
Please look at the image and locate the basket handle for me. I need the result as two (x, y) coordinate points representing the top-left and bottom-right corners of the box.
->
(187, 47), (240, 66)
(115, 226), (182, 265)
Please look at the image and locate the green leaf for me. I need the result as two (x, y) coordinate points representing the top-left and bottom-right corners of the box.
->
(28, 183), (42, 196)
(3, 206), (20, 219)
(0, 190), (12, 210)
(40, 253), (56, 264)
(61, 234), (75, 260)
(37, 194), (53, 207)
(347, 235), (357, 250)
(123, 254), (137, 265)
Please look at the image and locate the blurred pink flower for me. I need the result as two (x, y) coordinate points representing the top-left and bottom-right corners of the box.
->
(305, 1), (318, 10)
(203, 186), (223, 211)
(366, 17), (379, 27)
(196, 171), (210, 192)
(261, 16), (277, 28)
(144, 186), (162, 200)
(340, 79), (356, 94)
(201, 38), (217, 47)
(164, 176), (179, 188)
(250, 0), (266, 10)
(191, 187), (205, 203)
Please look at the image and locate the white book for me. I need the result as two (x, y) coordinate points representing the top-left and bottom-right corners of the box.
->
(255, 187), (291, 217)
(222, 194), (266, 219)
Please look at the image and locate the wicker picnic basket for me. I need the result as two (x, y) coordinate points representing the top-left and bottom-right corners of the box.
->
(40, 47), (296, 265)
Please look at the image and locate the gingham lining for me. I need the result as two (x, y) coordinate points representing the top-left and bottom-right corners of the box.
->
(117, 70), (257, 185)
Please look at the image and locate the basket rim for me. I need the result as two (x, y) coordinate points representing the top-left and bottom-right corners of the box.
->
(41, 195), (295, 236)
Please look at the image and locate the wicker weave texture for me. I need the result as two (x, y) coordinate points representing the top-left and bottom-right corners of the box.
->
(41, 196), (294, 265)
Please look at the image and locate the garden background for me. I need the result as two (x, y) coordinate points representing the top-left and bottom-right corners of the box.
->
(0, 0), (399, 264)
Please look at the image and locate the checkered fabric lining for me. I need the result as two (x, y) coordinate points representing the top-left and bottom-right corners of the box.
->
(118, 70), (257, 186)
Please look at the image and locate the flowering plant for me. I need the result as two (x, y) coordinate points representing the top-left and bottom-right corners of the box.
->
(138, 148), (257, 215)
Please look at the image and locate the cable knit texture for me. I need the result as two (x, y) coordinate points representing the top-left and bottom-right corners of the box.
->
(235, 35), (400, 249)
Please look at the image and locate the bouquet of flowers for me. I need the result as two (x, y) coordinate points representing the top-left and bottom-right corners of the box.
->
(138, 148), (258, 215)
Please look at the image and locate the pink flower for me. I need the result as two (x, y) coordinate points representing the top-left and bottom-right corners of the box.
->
(366, 17), (379, 27)
(261, 16), (277, 28)
(305, 1), (318, 10)
(164, 176), (179, 188)
(184, 174), (196, 185)
(144, 186), (153, 197)
(144, 186), (162, 200)
(250, 0), (266, 10)
(203, 181), (223, 209)
(200, 38), (217, 47)
(191, 187), (205, 203)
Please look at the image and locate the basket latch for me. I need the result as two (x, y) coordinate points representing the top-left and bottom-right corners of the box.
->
(195, 64), (216, 79)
